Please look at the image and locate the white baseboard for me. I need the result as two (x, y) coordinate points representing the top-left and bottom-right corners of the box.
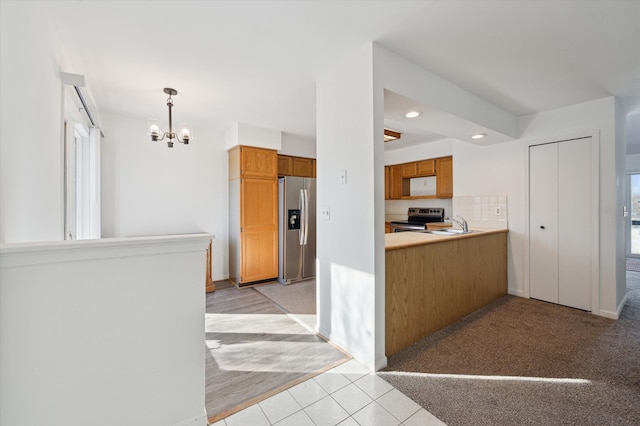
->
(597, 294), (629, 320)
(508, 288), (525, 297)
(375, 356), (388, 372)
(174, 409), (208, 426)
(617, 294), (629, 317)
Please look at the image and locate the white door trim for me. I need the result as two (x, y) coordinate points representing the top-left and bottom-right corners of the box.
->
(523, 130), (600, 314)
(625, 172), (640, 258)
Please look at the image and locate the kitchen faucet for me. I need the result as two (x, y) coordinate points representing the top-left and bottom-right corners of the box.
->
(452, 215), (469, 233)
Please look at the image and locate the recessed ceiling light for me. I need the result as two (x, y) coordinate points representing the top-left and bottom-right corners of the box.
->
(405, 111), (421, 119)
(471, 133), (487, 139)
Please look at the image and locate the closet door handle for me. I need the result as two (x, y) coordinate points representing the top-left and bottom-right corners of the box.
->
(540, 225), (545, 229)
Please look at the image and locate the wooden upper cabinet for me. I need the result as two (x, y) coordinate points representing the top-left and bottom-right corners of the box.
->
(384, 166), (390, 200)
(402, 160), (434, 178)
(277, 155), (293, 176)
(436, 156), (453, 198)
(277, 154), (316, 178)
(401, 162), (418, 178)
(240, 146), (277, 178)
(389, 165), (403, 199)
(386, 155), (453, 199)
(293, 157), (314, 177)
(417, 159), (435, 176)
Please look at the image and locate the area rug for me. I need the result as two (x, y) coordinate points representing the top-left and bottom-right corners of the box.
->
(254, 279), (316, 315)
(626, 257), (640, 271)
(205, 281), (349, 423)
(379, 279), (640, 425)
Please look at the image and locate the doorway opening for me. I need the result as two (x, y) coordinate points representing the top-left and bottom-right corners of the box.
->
(627, 173), (640, 258)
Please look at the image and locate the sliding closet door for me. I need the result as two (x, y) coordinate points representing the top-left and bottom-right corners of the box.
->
(529, 143), (559, 304)
(558, 138), (591, 310)
(529, 137), (592, 311)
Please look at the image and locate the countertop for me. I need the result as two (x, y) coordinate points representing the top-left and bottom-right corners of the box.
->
(385, 227), (508, 251)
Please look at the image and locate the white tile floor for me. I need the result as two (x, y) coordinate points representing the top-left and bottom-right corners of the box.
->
(210, 359), (446, 426)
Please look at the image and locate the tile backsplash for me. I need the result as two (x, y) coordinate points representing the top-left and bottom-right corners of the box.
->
(452, 195), (508, 229)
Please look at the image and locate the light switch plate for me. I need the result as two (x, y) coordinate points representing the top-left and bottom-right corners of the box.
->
(320, 205), (330, 220)
(340, 169), (347, 184)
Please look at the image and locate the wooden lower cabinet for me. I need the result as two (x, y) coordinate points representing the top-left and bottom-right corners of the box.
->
(206, 240), (216, 293)
(385, 231), (507, 356)
(238, 178), (278, 284)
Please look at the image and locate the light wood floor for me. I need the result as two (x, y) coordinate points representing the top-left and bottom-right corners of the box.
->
(205, 280), (350, 423)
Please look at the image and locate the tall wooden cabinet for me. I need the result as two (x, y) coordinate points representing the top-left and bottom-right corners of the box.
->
(229, 146), (278, 286)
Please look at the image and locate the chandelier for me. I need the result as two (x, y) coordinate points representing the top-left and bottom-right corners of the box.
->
(148, 88), (191, 148)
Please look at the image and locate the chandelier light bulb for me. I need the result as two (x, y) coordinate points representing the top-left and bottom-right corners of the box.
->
(147, 88), (191, 148)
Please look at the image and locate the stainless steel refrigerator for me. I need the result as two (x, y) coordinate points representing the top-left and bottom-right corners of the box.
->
(278, 176), (316, 285)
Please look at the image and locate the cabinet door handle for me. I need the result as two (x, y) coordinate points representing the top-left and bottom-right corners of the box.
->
(540, 225), (545, 229)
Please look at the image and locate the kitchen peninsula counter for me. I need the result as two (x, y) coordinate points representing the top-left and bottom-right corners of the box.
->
(385, 228), (508, 356)
(385, 227), (507, 250)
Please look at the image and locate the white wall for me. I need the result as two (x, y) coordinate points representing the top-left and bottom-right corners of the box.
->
(224, 122), (282, 151)
(0, 234), (210, 426)
(384, 138), (453, 165)
(0, 2), (65, 243)
(316, 44), (384, 370)
(517, 97), (623, 317)
(101, 112), (229, 281)
(626, 153), (640, 171)
(374, 46), (518, 141)
(452, 139), (525, 296)
(280, 133), (316, 158)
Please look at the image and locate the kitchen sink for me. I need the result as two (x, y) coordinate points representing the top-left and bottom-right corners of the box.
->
(421, 229), (481, 235)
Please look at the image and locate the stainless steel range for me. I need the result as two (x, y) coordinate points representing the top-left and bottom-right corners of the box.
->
(390, 207), (445, 232)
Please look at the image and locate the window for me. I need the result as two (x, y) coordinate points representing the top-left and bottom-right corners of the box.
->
(63, 88), (101, 240)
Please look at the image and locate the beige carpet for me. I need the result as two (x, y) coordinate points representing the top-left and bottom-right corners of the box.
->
(379, 275), (640, 425)
(626, 257), (640, 271)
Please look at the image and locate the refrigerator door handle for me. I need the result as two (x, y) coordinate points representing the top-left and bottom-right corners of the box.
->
(299, 188), (305, 245)
(302, 188), (309, 245)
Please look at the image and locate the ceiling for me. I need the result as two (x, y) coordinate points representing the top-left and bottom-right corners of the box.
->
(36, 1), (640, 150)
